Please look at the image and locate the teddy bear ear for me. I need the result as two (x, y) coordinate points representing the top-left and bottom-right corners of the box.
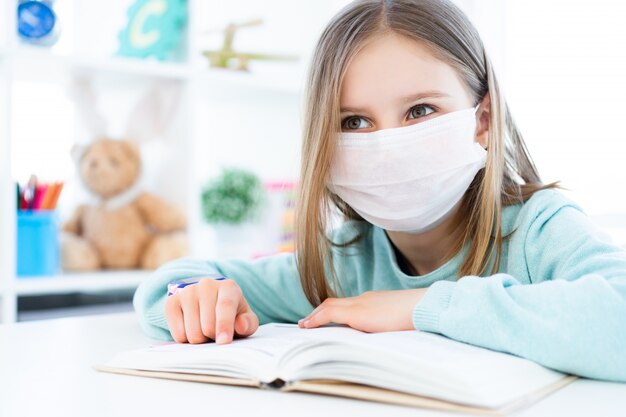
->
(124, 80), (182, 143)
(70, 143), (88, 164)
(121, 139), (141, 160)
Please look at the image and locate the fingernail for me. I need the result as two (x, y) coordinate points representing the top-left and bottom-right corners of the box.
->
(302, 320), (310, 328)
(216, 332), (228, 344)
(242, 317), (250, 333)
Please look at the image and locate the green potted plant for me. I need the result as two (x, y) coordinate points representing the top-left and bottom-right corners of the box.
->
(201, 168), (266, 259)
(201, 167), (265, 224)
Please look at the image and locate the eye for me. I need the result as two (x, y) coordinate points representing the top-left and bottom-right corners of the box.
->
(408, 104), (436, 120)
(341, 116), (371, 131)
(109, 157), (119, 167)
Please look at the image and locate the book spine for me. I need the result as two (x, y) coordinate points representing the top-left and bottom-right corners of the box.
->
(260, 379), (287, 390)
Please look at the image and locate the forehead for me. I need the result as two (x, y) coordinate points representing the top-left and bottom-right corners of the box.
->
(340, 33), (469, 107)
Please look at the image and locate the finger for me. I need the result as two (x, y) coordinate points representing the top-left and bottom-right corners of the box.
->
(198, 279), (219, 339)
(234, 304), (259, 337)
(299, 298), (340, 327)
(214, 280), (241, 344)
(302, 305), (323, 322)
(179, 287), (209, 344)
(302, 305), (347, 329)
(164, 295), (187, 343)
(298, 301), (331, 328)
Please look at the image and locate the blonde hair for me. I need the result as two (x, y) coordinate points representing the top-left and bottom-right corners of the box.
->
(295, 0), (557, 307)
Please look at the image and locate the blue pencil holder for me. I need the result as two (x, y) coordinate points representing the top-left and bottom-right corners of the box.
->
(17, 210), (60, 277)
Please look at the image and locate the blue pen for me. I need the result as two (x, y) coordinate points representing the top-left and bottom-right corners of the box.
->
(167, 276), (226, 296)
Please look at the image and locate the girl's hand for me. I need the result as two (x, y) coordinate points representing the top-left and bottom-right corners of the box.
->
(298, 289), (428, 333)
(164, 278), (259, 344)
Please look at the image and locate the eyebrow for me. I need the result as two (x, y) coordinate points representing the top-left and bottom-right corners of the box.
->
(340, 90), (451, 113)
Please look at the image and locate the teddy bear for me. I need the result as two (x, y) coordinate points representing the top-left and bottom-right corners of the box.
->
(61, 138), (189, 270)
(61, 78), (189, 271)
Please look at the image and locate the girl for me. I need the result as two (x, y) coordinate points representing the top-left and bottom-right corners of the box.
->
(134, 0), (626, 382)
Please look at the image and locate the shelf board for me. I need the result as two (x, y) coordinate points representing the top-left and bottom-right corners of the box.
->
(197, 65), (305, 95)
(5, 46), (306, 93)
(14, 270), (151, 296)
(11, 46), (195, 80)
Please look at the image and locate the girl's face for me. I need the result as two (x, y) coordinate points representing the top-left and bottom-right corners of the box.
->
(340, 32), (487, 146)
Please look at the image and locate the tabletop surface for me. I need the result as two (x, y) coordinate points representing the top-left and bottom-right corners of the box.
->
(1, 312), (624, 417)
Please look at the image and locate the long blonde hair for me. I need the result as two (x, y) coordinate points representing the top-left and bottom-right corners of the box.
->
(295, 0), (557, 307)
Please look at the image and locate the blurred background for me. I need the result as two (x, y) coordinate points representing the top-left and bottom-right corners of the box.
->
(0, 0), (625, 323)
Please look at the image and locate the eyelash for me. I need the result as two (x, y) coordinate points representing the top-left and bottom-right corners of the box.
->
(341, 103), (438, 130)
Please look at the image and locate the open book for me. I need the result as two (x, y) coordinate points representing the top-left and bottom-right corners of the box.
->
(97, 323), (575, 415)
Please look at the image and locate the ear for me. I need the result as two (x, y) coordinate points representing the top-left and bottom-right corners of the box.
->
(70, 144), (88, 164)
(68, 77), (109, 140)
(124, 81), (182, 143)
(475, 93), (490, 149)
(116, 140), (142, 169)
(122, 139), (140, 158)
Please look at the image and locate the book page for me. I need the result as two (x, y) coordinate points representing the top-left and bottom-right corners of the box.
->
(103, 323), (335, 383)
(273, 326), (566, 409)
(103, 323), (567, 409)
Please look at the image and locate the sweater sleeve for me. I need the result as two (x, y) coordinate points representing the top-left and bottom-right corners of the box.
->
(412, 203), (626, 382)
(133, 253), (314, 341)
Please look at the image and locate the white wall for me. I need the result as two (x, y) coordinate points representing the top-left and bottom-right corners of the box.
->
(504, 0), (626, 217)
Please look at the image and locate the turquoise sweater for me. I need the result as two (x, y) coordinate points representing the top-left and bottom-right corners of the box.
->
(134, 189), (626, 382)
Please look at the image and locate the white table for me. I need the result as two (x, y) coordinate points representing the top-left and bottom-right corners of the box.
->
(1, 312), (625, 417)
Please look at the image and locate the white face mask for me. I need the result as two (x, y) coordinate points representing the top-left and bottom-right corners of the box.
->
(328, 105), (486, 234)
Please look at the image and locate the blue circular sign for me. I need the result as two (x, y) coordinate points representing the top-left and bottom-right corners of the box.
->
(18, 1), (56, 39)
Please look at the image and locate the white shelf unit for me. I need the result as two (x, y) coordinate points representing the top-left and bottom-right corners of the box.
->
(0, 2), (194, 324)
(0, 0), (206, 324)
(0, 0), (19, 324)
(0, 0), (351, 324)
(0, 0), (190, 324)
